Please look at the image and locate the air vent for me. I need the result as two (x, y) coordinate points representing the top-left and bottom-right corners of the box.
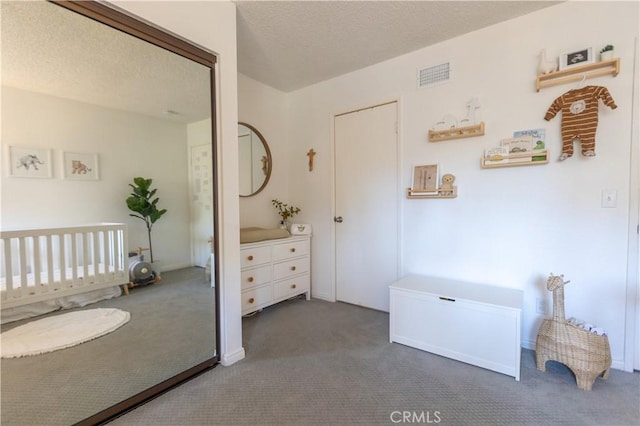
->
(417, 62), (451, 88)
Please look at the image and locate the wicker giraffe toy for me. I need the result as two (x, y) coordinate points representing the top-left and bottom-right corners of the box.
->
(535, 274), (611, 390)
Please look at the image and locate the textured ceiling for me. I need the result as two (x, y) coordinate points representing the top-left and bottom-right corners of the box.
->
(236, 1), (560, 92)
(1, 1), (211, 124)
(2, 1), (560, 123)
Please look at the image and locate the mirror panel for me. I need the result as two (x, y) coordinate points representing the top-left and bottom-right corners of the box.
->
(239, 122), (271, 197)
(0, 1), (218, 424)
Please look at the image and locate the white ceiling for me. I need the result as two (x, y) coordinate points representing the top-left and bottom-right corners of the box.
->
(1, 1), (560, 123)
(235, 1), (561, 92)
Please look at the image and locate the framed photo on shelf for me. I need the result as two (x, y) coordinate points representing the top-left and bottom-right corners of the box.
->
(411, 164), (439, 194)
(63, 152), (99, 180)
(6, 145), (52, 178)
(559, 47), (594, 70)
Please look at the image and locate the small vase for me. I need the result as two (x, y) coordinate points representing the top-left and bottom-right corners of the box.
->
(600, 50), (614, 61)
(279, 220), (287, 230)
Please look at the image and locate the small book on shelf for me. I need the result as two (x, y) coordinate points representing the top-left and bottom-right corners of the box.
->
(513, 128), (546, 161)
(484, 146), (509, 165)
(500, 136), (533, 163)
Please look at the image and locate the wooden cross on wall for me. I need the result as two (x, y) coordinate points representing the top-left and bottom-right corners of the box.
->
(307, 149), (316, 172)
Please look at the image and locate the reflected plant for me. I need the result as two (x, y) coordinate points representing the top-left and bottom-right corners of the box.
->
(126, 177), (167, 263)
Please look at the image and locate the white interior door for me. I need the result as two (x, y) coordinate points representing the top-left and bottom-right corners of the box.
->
(189, 143), (214, 270)
(334, 101), (399, 312)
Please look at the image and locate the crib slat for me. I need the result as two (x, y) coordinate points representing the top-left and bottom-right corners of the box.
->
(102, 229), (110, 279)
(18, 237), (28, 296)
(47, 235), (56, 291)
(81, 232), (88, 286)
(33, 236), (43, 292)
(71, 233), (78, 286)
(2, 237), (13, 300)
(119, 227), (128, 279)
(59, 234), (68, 289)
(93, 230), (101, 283)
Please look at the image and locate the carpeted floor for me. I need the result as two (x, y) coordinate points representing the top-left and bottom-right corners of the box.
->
(0, 267), (215, 426)
(110, 297), (640, 426)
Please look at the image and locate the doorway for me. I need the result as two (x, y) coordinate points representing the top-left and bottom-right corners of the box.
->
(189, 143), (215, 270)
(334, 101), (399, 312)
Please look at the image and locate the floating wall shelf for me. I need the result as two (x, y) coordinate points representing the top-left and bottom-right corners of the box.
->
(481, 150), (550, 169)
(407, 187), (457, 199)
(428, 122), (485, 142)
(536, 58), (620, 92)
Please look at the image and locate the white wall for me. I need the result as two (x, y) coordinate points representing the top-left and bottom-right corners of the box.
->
(1, 86), (192, 270)
(285, 1), (638, 369)
(238, 73), (290, 228)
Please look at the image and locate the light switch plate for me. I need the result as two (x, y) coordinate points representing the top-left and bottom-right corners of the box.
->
(601, 189), (617, 208)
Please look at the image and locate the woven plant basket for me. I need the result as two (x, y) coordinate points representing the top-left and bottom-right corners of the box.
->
(535, 274), (611, 390)
(536, 319), (611, 390)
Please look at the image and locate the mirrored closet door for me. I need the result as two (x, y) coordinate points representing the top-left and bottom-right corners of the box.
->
(0, 1), (220, 424)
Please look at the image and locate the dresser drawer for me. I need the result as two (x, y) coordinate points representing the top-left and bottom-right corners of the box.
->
(272, 239), (309, 261)
(241, 265), (272, 290)
(242, 285), (272, 312)
(273, 275), (309, 300)
(240, 246), (271, 268)
(273, 257), (310, 280)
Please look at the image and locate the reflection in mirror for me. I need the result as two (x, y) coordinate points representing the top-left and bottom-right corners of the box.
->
(239, 122), (272, 197)
(0, 1), (218, 424)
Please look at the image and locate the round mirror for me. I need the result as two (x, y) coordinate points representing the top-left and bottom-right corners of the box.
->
(238, 122), (271, 197)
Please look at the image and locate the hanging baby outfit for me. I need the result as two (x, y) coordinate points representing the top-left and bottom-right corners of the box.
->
(544, 85), (617, 160)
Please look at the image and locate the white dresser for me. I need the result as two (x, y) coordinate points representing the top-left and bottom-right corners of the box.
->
(389, 275), (523, 380)
(240, 235), (311, 315)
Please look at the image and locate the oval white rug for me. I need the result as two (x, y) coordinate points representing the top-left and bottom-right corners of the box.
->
(1, 308), (130, 358)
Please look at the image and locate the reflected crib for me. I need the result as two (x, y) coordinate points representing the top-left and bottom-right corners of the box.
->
(1, 224), (128, 310)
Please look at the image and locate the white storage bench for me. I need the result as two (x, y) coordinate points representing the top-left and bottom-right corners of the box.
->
(389, 275), (523, 380)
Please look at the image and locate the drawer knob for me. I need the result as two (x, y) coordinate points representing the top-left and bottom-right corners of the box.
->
(247, 255), (254, 261)
(248, 276), (254, 283)
(290, 248), (296, 253)
(291, 266), (296, 271)
(291, 284), (297, 289)
(248, 297), (255, 304)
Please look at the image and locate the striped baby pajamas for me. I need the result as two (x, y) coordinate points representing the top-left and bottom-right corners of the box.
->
(544, 86), (617, 160)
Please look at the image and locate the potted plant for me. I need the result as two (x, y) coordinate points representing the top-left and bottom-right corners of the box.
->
(271, 199), (301, 229)
(126, 177), (167, 266)
(600, 44), (614, 61)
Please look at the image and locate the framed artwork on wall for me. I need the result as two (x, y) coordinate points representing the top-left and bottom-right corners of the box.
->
(63, 152), (99, 180)
(6, 145), (53, 178)
(411, 164), (439, 194)
(559, 47), (594, 70)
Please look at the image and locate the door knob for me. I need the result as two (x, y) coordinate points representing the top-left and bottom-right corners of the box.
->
(334, 216), (343, 223)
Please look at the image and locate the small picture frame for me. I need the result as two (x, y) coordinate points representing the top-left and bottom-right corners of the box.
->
(63, 152), (99, 180)
(6, 145), (52, 178)
(559, 47), (594, 70)
(411, 164), (439, 194)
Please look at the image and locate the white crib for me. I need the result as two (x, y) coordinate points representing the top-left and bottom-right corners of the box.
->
(1, 223), (128, 310)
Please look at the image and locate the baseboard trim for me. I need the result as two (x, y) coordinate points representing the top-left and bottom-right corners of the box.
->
(221, 346), (245, 366)
(311, 293), (335, 302)
(161, 262), (194, 272)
